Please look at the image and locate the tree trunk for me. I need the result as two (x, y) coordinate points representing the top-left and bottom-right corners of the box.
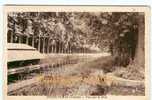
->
(134, 14), (145, 67)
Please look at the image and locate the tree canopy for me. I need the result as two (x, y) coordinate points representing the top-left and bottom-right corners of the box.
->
(7, 12), (144, 66)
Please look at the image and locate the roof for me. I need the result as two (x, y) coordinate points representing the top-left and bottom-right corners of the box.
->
(7, 43), (35, 50)
(7, 43), (44, 62)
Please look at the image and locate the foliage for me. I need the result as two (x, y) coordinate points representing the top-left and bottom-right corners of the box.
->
(7, 12), (144, 66)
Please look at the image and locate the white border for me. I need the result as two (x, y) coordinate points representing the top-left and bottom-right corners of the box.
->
(0, 1), (151, 100)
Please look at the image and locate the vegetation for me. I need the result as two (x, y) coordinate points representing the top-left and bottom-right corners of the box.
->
(7, 12), (145, 96)
(7, 12), (144, 67)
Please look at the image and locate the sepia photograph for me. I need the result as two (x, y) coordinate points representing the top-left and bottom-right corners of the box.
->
(3, 6), (150, 100)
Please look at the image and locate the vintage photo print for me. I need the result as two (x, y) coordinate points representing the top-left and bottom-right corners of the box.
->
(3, 6), (150, 100)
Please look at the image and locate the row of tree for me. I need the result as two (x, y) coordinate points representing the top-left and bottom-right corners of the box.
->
(7, 12), (145, 67)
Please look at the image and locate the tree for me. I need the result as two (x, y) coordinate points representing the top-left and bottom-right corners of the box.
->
(7, 12), (145, 67)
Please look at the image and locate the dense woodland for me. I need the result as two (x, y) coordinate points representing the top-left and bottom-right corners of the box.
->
(7, 12), (145, 67)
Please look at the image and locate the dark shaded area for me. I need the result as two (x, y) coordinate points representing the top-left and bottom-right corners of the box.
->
(8, 59), (40, 69)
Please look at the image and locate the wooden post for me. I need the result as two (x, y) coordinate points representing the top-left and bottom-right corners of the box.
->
(67, 44), (69, 54)
(58, 41), (60, 53)
(10, 32), (13, 43)
(61, 43), (63, 53)
(51, 45), (53, 53)
(53, 39), (56, 53)
(62, 43), (65, 53)
(18, 35), (21, 43)
(32, 36), (34, 47)
(69, 43), (71, 54)
(26, 36), (29, 45)
(54, 42), (56, 53)
(47, 38), (50, 54)
(59, 42), (61, 54)
(51, 39), (54, 53)
(43, 37), (45, 53)
(38, 36), (40, 52)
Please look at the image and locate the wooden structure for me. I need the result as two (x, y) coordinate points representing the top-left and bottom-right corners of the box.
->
(7, 43), (44, 62)
(7, 33), (101, 54)
(7, 43), (45, 75)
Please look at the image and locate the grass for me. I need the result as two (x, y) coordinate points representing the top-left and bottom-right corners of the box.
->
(78, 56), (116, 73)
(8, 55), (145, 96)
